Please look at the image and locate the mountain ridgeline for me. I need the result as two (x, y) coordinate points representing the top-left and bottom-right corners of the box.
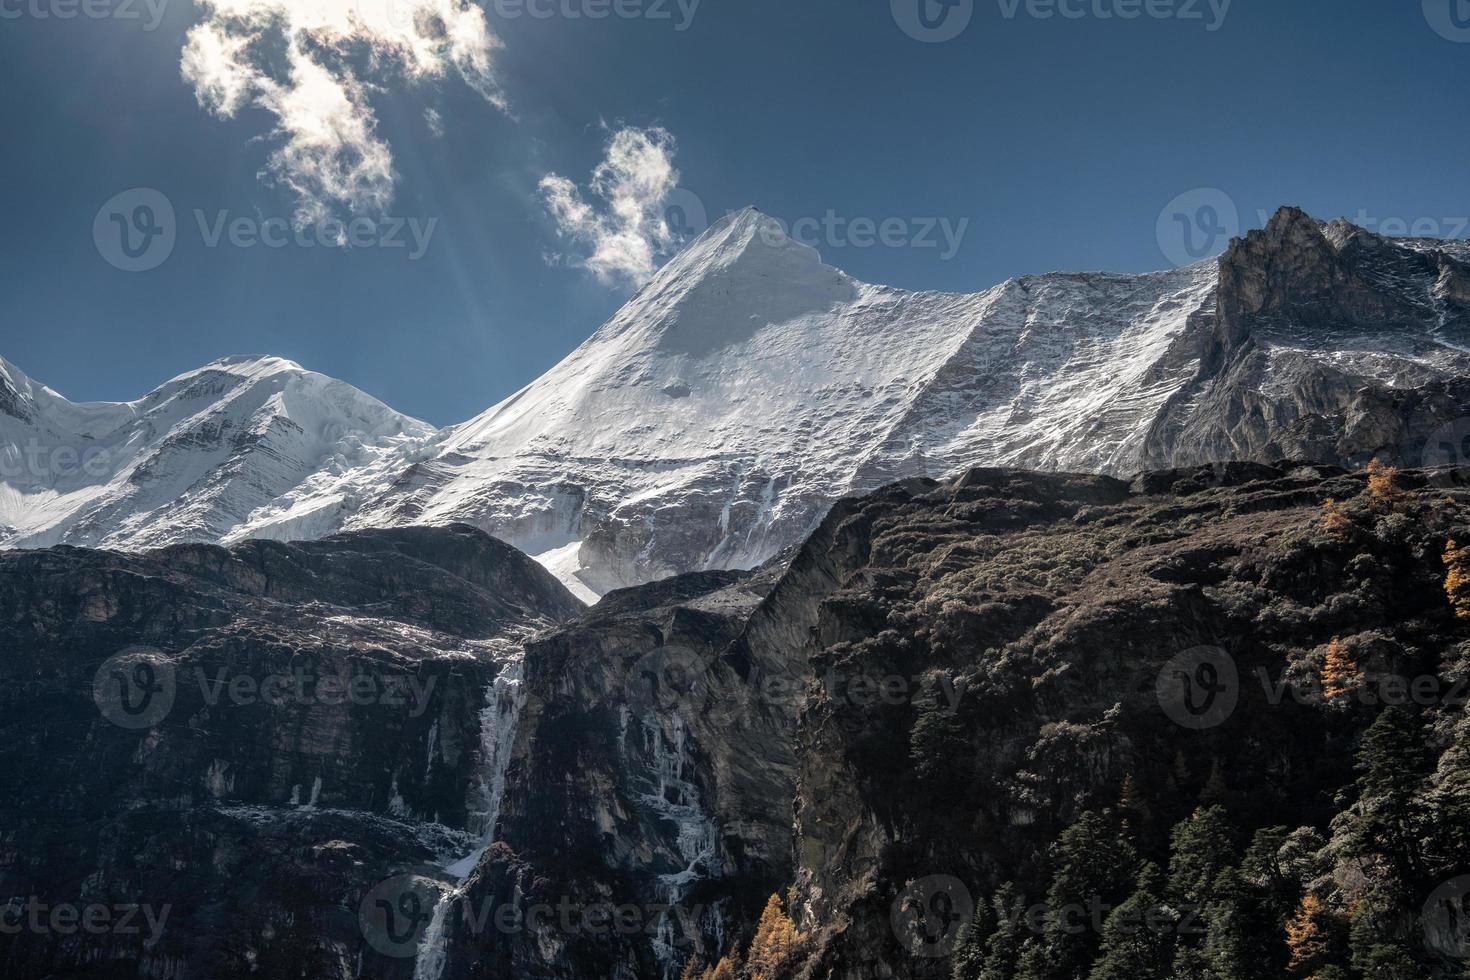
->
(3, 207), (1469, 598)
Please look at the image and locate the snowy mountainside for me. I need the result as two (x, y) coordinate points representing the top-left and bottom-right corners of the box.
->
(4, 206), (1468, 598)
(0, 356), (435, 551)
(334, 209), (1221, 594)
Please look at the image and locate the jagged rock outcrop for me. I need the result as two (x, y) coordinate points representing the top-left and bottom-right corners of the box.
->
(1142, 207), (1470, 470)
(0, 525), (581, 980)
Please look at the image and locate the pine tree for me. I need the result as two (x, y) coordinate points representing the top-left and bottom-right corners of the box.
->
(1365, 460), (1402, 509)
(1013, 938), (1054, 980)
(1320, 498), (1353, 538)
(1170, 942), (1212, 980)
(705, 957), (738, 980)
(1117, 775), (1152, 838)
(1201, 867), (1273, 980)
(1339, 708), (1429, 883)
(1200, 759), (1229, 806)
(1239, 826), (1303, 973)
(746, 893), (805, 980)
(1344, 888), (1427, 980)
(978, 883), (1029, 980)
(1042, 812), (1138, 979)
(1425, 714), (1470, 870)
(952, 893), (998, 980)
(1168, 806), (1238, 908)
(1087, 862), (1171, 980)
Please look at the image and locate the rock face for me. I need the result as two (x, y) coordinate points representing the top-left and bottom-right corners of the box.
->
(425, 564), (797, 980)
(4, 210), (1468, 598)
(1142, 208), (1470, 471)
(763, 463), (1470, 978)
(4, 464), (1469, 978)
(0, 525), (582, 980)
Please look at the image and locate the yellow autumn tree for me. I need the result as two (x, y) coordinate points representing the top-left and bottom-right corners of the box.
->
(746, 893), (806, 980)
(682, 955), (738, 980)
(1446, 538), (1470, 621)
(1319, 498), (1353, 538)
(1321, 638), (1358, 702)
(1285, 894), (1335, 975)
(1364, 459), (1402, 509)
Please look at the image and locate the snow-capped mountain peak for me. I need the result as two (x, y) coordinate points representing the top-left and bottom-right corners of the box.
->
(0, 355), (434, 551)
(4, 207), (1468, 600)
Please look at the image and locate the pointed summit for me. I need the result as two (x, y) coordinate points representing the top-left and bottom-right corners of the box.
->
(656, 204), (819, 284)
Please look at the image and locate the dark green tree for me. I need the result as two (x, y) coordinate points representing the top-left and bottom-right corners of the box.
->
(1013, 938), (1054, 980)
(1168, 806), (1239, 908)
(1041, 811), (1138, 979)
(1087, 861), (1171, 980)
(1338, 708), (1430, 883)
(1347, 895), (1421, 980)
(977, 883), (1029, 980)
(1201, 867), (1274, 980)
(952, 890), (999, 980)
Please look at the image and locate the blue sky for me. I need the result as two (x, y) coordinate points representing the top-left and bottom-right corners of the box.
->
(2, 0), (1468, 426)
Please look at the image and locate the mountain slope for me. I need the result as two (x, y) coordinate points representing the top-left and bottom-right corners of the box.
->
(0, 355), (436, 551)
(335, 207), (1469, 594)
(0, 524), (583, 980)
(337, 208), (1224, 594)
(4, 207), (1468, 597)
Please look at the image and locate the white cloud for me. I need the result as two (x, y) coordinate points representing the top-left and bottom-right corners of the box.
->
(181, 0), (502, 229)
(539, 127), (681, 288)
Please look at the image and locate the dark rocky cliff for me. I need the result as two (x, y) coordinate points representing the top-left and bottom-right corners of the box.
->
(407, 462), (1470, 979)
(5, 464), (1470, 979)
(0, 525), (582, 979)
(1143, 208), (1470, 472)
